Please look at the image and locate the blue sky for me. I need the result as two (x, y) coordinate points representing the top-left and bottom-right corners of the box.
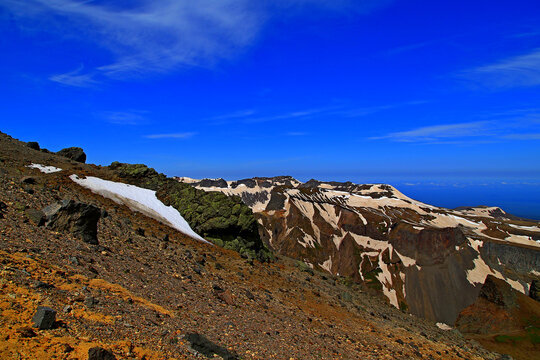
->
(1, 1), (540, 216)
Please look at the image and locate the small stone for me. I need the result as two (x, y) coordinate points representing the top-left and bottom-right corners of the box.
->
(32, 306), (56, 329)
(88, 347), (116, 360)
(245, 290), (255, 300)
(216, 290), (234, 305)
(63, 305), (72, 313)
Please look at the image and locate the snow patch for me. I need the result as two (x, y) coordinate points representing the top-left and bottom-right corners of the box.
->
(508, 224), (540, 232)
(395, 250), (417, 267)
(504, 234), (540, 248)
(70, 175), (207, 243)
(27, 164), (62, 173)
(320, 257), (332, 273)
(436, 323), (452, 331)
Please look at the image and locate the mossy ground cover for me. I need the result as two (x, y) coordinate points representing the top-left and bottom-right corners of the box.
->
(108, 162), (272, 261)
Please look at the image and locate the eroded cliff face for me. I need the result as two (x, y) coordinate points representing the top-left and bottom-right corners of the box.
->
(178, 176), (540, 324)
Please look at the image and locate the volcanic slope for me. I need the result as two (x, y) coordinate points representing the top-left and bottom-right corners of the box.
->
(178, 176), (540, 327)
(0, 131), (502, 359)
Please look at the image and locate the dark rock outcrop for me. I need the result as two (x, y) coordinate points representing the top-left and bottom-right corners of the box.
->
(43, 200), (101, 244)
(88, 347), (116, 360)
(231, 178), (257, 189)
(530, 280), (540, 301)
(26, 141), (40, 150)
(199, 178), (228, 188)
(56, 147), (86, 163)
(32, 306), (56, 329)
(21, 176), (36, 184)
(455, 275), (540, 336)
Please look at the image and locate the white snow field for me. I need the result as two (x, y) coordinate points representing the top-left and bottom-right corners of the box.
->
(70, 175), (207, 243)
(27, 163), (63, 173)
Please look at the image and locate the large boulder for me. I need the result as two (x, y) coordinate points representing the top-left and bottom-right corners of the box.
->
(56, 147), (86, 163)
(27, 141), (40, 150)
(42, 200), (101, 244)
(32, 306), (56, 330)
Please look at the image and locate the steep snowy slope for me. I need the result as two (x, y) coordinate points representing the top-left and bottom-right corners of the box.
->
(178, 176), (540, 325)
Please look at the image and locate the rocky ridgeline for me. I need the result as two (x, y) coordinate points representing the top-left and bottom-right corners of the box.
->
(182, 175), (540, 328)
(107, 162), (272, 262)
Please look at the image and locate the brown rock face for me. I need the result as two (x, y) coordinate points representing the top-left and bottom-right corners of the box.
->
(455, 275), (540, 335)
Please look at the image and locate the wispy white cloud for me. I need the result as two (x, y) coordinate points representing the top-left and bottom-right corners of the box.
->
(49, 65), (98, 88)
(206, 100), (426, 125)
(371, 109), (540, 143)
(464, 48), (540, 88)
(2, 0), (390, 85)
(100, 110), (148, 125)
(243, 107), (337, 123)
(145, 132), (196, 139)
(503, 133), (540, 140)
(370, 121), (491, 142)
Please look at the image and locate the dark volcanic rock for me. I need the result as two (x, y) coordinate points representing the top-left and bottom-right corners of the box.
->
(479, 275), (517, 309)
(529, 280), (540, 302)
(185, 333), (239, 359)
(21, 176), (36, 184)
(199, 178), (228, 188)
(56, 147), (86, 163)
(88, 347), (116, 360)
(43, 199), (101, 244)
(265, 190), (287, 211)
(231, 178), (257, 189)
(26, 141), (40, 150)
(32, 306), (56, 329)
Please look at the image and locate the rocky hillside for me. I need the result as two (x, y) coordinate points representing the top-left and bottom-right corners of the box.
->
(0, 130), (510, 359)
(456, 275), (540, 360)
(178, 176), (540, 327)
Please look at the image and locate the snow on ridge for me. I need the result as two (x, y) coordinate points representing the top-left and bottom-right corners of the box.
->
(27, 163), (63, 174)
(70, 175), (207, 243)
